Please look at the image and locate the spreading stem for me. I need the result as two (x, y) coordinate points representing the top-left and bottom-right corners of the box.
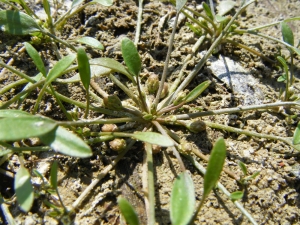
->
(158, 101), (300, 121)
(144, 143), (156, 225)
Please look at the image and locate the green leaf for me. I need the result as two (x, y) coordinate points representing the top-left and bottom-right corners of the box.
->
(90, 58), (135, 83)
(230, 191), (244, 201)
(170, 171), (195, 225)
(249, 171), (260, 180)
(77, 48), (91, 90)
(184, 80), (211, 103)
(277, 74), (286, 82)
(118, 197), (140, 225)
(203, 138), (226, 199)
(176, 0), (187, 12)
(202, 2), (214, 20)
(217, 0), (235, 16)
(57, 65), (111, 83)
(121, 38), (141, 77)
(24, 42), (47, 76)
(0, 10), (41, 35)
(238, 161), (247, 176)
(50, 161), (58, 189)
(293, 122), (300, 145)
(14, 166), (34, 212)
(277, 56), (289, 79)
(39, 126), (92, 158)
(215, 15), (229, 23)
(42, 0), (51, 19)
(76, 37), (104, 50)
(0, 117), (57, 141)
(281, 21), (294, 47)
(46, 54), (76, 85)
(132, 132), (174, 147)
(90, 0), (113, 7)
(0, 109), (32, 118)
(186, 22), (202, 36)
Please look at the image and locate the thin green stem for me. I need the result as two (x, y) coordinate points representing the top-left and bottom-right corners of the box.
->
(236, 30), (300, 55)
(158, 36), (206, 110)
(41, 31), (77, 51)
(159, 101), (300, 121)
(136, 75), (149, 112)
(290, 53), (294, 87)
(225, 39), (275, 63)
(183, 6), (217, 30)
(0, 80), (45, 109)
(0, 79), (27, 95)
(85, 90), (90, 119)
(181, 10), (214, 36)
(57, 117), (139, 126)
(247, 17), (300, 32)
(153, 12), (180, 108)
(135, 0), (144, 45)
(32, 84), (48, 114)
(108, 74), (141, 106)
(49, 84), (73, 120)
(205, 121), (298, 150)
(144, 143), (156, 225)
(0, 61), (36, 83)
(152, 121), (186, 171)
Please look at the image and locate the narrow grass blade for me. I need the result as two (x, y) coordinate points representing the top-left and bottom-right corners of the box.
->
(281, 21), (294, 47)
(132, 132), (174, 147)
(202, 2), (214, 20)
(121, 37), (141, 77)
(24, 42), (46, 76)
(118, 197), (140, 225)
(0, 117), (57, 141)
(46, 54), (76, 85)
(39, 126), (92, 158)
(50, 161), (58, 189)
(76, 37), (104, 50)
(293, 122), (300, 145)
(14, 166), (34, 212)
(184, 80), (211, 103)
(0, 10), (41, 35)
(170, 171), (195, 225)
(203, 137), (226, 199)
(77, 48), (91, 90)
(238, 161), (248, 176)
